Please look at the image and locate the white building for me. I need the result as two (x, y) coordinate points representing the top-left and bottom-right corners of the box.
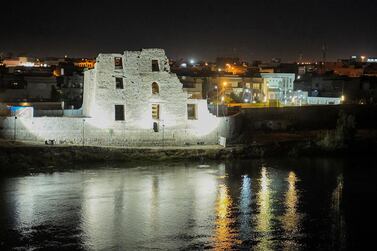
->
(260, 73), (295, 103)
(307, 96), (341, 105)
(0, 49), (225, 146)
(2, 57), (35, 67)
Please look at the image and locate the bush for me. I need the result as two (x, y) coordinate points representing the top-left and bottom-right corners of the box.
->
(317, 110), (356, 149)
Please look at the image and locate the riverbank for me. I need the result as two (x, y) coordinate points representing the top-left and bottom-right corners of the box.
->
(1, 130), (377, 174)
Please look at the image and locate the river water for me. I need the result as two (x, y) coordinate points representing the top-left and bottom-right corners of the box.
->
(0, 158), (375, 250)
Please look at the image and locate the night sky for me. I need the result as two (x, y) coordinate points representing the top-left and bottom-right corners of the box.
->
(1, 0), (377, 62)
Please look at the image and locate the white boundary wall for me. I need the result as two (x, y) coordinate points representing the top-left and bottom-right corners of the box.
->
(0, 113), (233, 146)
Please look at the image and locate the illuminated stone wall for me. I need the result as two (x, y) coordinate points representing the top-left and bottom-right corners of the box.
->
(0, 49), (227, 146)
(83, 49), (188, 129)
(0, 114), (232, 146)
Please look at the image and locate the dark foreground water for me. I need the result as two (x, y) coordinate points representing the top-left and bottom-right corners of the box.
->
(0, 158), (376, 250)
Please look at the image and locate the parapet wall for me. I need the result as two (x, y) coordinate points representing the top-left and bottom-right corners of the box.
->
(0, 114), (236, 146)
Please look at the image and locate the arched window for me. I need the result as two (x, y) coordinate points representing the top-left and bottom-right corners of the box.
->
(152, 82), (159, 94)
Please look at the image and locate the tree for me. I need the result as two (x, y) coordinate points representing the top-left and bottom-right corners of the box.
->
(335, 110), (356, 146)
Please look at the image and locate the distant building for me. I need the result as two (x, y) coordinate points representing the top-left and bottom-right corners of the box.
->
(259, 66), (274, 73)
(333, 65), (364, 78)
(350, 55), (367, 63)
(216, 57), (240, 69)
(74, 59), (96, 69)
(2, 57), (35, 67)
(178, 76), (205, 99)
(364, 64), (377, 77)
(260, 73), (295, 103)
(0, 75), (57, 101)
(57, 73), (84, 108)
(42, 57), (66, 67)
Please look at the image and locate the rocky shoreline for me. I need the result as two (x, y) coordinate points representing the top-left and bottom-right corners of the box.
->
(1, 137), (376, 175)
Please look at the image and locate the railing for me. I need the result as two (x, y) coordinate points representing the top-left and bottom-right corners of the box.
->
(34, 108), (83, 117)
(208, 104), (240, 117)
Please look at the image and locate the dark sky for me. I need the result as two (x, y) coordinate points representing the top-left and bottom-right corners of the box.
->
(1, 0), (377, 62)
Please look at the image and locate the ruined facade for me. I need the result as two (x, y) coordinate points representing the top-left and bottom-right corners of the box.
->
(83, 49), (189, 130)
(0, 49), (227, 146)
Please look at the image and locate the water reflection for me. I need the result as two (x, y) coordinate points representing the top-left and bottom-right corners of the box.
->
(147, 175), (160, 245)
(281, 171), (302, 250)
(255, 166), (273, 251)
(239, 175), (252, 241)
(0, 159), (373, 250)
(213, 163), (240, 250)
(331, 174), (346, 250)
(214, 184), (233, 250)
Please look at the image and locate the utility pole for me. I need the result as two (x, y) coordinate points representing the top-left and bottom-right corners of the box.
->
(14, 116), (17, 141)
(161, 120), (165, 148)
(321, 42), (327, 73)
(82, 118), (85, 146)
(214, 85), (219, 117)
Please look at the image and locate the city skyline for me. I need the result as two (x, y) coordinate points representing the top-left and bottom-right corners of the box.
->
(1, 0), (377, 61)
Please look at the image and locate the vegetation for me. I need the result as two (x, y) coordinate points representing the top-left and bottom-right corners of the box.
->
(318, 110), (356, 149)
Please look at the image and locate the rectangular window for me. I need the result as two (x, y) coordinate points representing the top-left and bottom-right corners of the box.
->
(115, 77), (123, 89)
(187, 104), (197, 120)
(114, 57), (123, 69)
(153, 122), (159, 132)
(152, 60), (160, 72)
(115, 105), (125, 121)
(152, 104), (160, 120)
(183, 82), (195, 88)
(253, 83), (260, 89)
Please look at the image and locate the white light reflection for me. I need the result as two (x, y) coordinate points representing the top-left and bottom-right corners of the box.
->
(331, 174), (346, 250)
(239, 175), (252, 241)
(281, 171), (302, 250)
(255, 166), (273, 251)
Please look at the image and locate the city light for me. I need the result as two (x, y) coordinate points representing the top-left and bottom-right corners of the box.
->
(1, 2), (376, 251)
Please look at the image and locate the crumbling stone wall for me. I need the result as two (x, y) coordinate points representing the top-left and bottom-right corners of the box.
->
(0, 49), (228, 146)
(83, 49), (188, 129)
